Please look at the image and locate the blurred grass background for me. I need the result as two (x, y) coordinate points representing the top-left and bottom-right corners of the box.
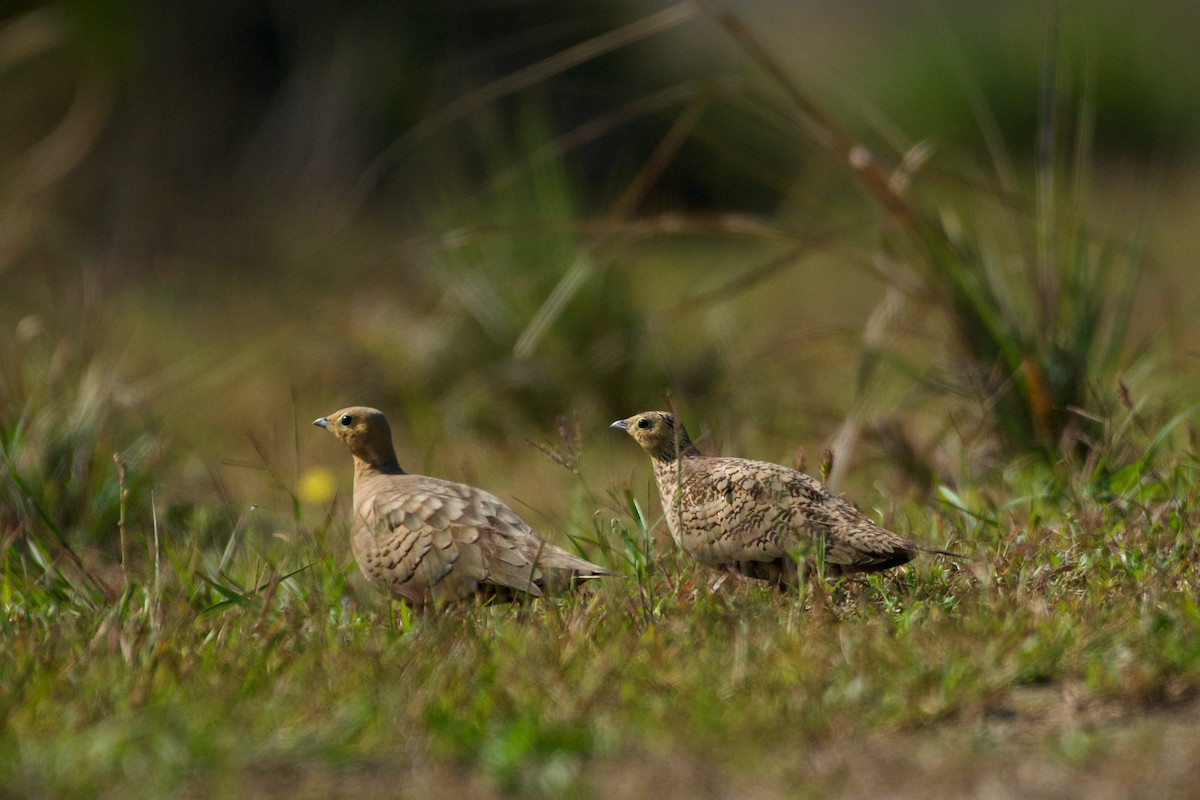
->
(3, 0), (1200, 796)
(3, 0), (1197, 550)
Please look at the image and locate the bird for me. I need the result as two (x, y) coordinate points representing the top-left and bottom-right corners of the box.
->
(314, 406), (611, 607)
(611, 411), (954, 586)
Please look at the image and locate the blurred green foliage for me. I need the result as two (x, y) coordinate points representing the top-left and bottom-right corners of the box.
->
(2, 4), (1200, 796)
(859, 1), (1200, 158)
(0, 0), (1196, 538)
(0, 292), (163, 556)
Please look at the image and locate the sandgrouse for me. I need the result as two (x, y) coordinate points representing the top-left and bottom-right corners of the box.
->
(315, 406), (610, 607)
(612, 411), (951, 585)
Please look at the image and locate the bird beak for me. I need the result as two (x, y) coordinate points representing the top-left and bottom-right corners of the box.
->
(313, 417), (329, 429)
(609, 419), (628, 430)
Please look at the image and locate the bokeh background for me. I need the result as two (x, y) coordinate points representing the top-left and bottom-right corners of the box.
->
(3, 0), (1199, 556)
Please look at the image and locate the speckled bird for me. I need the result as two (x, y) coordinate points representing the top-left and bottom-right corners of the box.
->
(612, 411), (953, 585)
(315, 406), (611, 607)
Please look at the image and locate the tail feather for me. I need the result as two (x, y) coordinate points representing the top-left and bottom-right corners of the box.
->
(536, 544), (614, 578)
(919, 545), (968, 560)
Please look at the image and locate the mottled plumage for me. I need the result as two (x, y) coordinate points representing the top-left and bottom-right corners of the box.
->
(612, 411), (951, 585)
(315, 406), (610, 607)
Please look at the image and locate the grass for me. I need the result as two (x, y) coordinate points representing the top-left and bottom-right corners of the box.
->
(3, 388), (1199, 797)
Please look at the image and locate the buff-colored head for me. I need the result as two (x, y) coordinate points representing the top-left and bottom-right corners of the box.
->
(313, 406), (402, 472)
(610, 411), (699, 462)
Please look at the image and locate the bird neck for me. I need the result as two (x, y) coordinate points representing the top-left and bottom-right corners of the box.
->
(353, 451), (404, 479)
(650, 451), (689, 545)
(651, 437), (698, 492)
(650, 437), (701, 465)
(652, 455), (682, 484)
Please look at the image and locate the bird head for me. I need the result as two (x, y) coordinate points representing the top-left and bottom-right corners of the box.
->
(610, 411), (697, 462)
(313, 406), (401, 471)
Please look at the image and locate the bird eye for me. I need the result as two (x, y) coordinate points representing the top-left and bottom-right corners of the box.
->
(339, 414), (353, 426)
(636, 418), (652, 430)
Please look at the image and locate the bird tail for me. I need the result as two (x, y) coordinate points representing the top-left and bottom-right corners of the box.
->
(920, 545), (969, 560)
(536, 543), (615, 578)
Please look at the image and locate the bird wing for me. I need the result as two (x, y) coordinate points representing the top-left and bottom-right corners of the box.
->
(677, 456), (915, 572)
(357, 474), (550, 603)
(354, 473), (605, 604)
(457, 485), (612, 583)
(672, 456), (799, 565)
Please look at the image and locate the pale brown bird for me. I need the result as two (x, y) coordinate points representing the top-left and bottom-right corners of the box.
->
(314, 406), (611, 607)
(612, 411), (954, 586)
